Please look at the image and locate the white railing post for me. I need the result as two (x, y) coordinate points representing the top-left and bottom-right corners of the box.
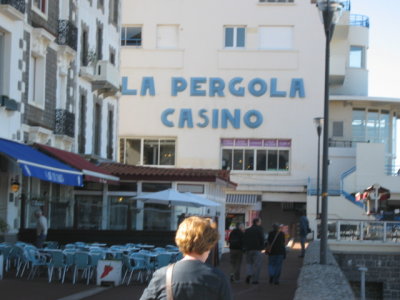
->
(383, 222), (387, 242)
(360, 221), (364, 241)
(337, 221), (341, 241)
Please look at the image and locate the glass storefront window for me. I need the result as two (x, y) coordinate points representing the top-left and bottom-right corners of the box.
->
(233, 149), (243, 170)
(109, 196), (128, 230)
(267, 150), (278, 170)
(256, 150), (266, 171)
(143, 203), (171, 230)
(76, 195), (102, 230)
(222, 149), (233, 170)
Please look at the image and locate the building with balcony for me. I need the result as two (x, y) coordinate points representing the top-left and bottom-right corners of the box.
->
(119, 0), (400, 244)
(0, 0), (122, 242)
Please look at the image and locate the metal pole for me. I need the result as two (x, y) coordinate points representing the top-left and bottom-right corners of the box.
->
(320, 0), (333, 265)
(359, 266), (368, 300)
(316, 126), (321, 219)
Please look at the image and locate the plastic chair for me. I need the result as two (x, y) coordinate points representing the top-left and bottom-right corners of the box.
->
(88, 250), (105, 282)
(23, 247), (48, 280)
(73, 251), (91, 285)
(0, 243), (13, 271)
(155, 253), (173, 269)
(47, 250), (67, 283)
(122, 254), (147, 285)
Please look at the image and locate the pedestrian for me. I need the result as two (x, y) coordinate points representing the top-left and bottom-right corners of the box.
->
(243, 218), (264, 285)
(228, 222), (245, 282)
(299, 211), (310, 258)
(266, 223), (286, 285)
(140, 216), (232, 300)
(34, 209), (47, 248)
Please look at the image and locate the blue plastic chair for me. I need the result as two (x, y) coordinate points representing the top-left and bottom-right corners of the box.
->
(47, 250), (67, 283)
(122, 254), (147, 285)
(24, 246), (48, 280)
(0, 243), (13, 272)
(73, 251), (91, 285)
(155, 253), (173, 269)
(88, 250), (105, 281)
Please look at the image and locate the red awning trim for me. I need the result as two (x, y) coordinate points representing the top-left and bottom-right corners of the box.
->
(34, 143), (119, 184)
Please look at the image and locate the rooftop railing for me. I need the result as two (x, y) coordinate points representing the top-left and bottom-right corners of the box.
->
(350, 14), (370, 28)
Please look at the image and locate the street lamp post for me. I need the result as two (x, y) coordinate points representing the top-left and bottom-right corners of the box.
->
(315, 0), (343, 265)
(314, 117), (323, 220)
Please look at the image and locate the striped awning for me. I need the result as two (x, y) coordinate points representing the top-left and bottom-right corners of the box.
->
(226, 194), (259, 205)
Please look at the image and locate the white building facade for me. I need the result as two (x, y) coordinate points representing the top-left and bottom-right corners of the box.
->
(120, 0), (327, 237)
(0, 0), (121, 241)
(120, 0), (400, 240)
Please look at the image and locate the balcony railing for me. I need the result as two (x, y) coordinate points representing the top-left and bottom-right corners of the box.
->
(57, 20), (78, 51)
(326, 219), (400, 243)
(341, 0), (351, 11)
(1, 0), (25, 14)
(350, 14), (370, 28)
(55, 109), (75, 137)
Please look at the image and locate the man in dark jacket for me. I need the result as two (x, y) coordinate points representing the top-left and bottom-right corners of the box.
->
(228, 222), (245, 282)
(267, 223), (286, 285)
(243, 218), (264, 284)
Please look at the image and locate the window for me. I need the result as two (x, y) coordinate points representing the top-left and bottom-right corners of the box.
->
(224, 26), (245, 48)
(121, 27), (142, 46)
(96, 26), (103, 60)
(351, 108), (391, 152)
(78, 94), (86, 154)
(109, 196), (128, 230)
(81, 30), (89, 66)
(109, 48), (116, 65)
(33, 0), (47, 14)
(157, 25), (178, 49)
(349, 46), (365, 68)
(121, 138), (176, 166)
(109, 0), (119, 25)
(259, 26), (293, 50)
(332, 121), (344, 137)
(107, 109), (113, 159)
(93, 103), (102, 156)
(221, 138), (291, 172)
(29, 54), (46, 108)
(76, 195), (102, 230)
(177, 184), (205, 194)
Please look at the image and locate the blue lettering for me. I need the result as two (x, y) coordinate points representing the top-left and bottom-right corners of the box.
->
(121, 77), (137, 95)
(228, 77), (245, 97)
(248, 78), (267, 97)
(190, 77), (207, 96)
(212, 109), (219, 128)
(290, 78), (305, 98)
(270, 78), (287, 97)
(140, 77), (155, 96)
(161, 108), (175, 127)
(221, 109), (240, 129)
(178, 109), (194, 128)
(209, 78), (225, 97)
(197, 109), (209, 128)
(171, 77), (187, 96)
(244, 110), (263, 128)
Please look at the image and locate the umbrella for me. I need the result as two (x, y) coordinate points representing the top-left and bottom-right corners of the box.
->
(184, 192), (220, 207)
(359, 184), (390, 214)
(133, 188), (204, 207)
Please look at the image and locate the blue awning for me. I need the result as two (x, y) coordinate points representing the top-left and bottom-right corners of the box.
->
(0, 138), (83, 186)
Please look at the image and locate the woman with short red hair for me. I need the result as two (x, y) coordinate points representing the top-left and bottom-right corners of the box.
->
(140, 216), (232, 300)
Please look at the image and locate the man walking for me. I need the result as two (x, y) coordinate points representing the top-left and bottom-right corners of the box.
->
(228, 222), (245, 282)
(299, 211), (310, 258)
(35, 209), (48, 248)
(243, 218), (264, 284)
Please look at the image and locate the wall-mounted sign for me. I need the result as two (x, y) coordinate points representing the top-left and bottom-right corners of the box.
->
(122, 76), (306, 129)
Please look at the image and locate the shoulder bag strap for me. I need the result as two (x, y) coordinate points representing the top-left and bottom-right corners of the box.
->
(269, 231), (280, 249)
(166, 263), (175, 300)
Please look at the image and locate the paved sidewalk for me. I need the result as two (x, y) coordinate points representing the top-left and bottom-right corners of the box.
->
(0, 245), (303, 300)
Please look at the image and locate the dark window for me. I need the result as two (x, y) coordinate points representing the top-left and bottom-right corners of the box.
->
(121, 27), (142, 46)
(93, 103), (101, 156)
(81, 30), (89, 66)
(108, 181), (137, 192)
(142, 182), (172, 193)
(107, 109), (113, 159)
(96, 26), (103, 60)
(78, 95), (86, 154)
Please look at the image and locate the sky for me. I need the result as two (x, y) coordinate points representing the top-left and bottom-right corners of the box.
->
(350, 0), (400, 98)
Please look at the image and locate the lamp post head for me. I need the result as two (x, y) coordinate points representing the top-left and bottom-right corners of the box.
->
(314, 117), (324, 135)
(316, 0), (344, 38)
